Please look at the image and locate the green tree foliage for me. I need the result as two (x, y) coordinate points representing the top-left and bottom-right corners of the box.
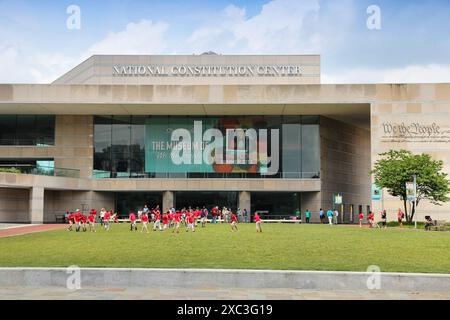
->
(371, 150), (450, 222)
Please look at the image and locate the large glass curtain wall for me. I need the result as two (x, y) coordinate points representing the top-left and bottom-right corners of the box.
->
(94, 115), (320, 179)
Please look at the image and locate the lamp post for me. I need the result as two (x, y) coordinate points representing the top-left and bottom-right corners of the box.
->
(413, 174), (417, 229)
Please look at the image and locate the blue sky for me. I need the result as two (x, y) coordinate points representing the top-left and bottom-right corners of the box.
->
(1, 0), (450, 83)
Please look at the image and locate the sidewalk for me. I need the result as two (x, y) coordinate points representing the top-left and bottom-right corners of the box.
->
(0, 286), (449, 300)
(0, 224), (67, 238)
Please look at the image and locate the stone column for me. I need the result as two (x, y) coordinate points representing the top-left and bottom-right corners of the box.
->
(29, 187), (44, 224)
(162, 191), (174, 211)
(239, 191), (251, 221)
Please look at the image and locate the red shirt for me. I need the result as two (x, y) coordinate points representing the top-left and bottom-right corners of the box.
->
(90, 209), (97, 215)
(104, 212), (110, 220)
(174, 213), (181, 222)
(81, 215), (87, 223)
(231, 213), (237, 222)
(88, 214), (95, 223)
(254, 214), (261, 222)
(129, 213), (136, 221)
(68, 213), (74, 222)
(74, 213), (82, 222)
(162, 214), (168, 224)
(212, 207), (217, 216)
(155, 213), (161, 221)
(368, 214), (374, 221)
(188, 215), (194, 224)
(359, 213), (364, 220)
(141, 214), (149, 222)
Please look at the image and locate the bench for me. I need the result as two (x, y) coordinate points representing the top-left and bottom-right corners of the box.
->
(55, 214), (66, 224)
(428, 220), (449, 231)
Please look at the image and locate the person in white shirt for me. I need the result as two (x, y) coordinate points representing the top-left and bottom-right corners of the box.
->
(333, 209), (339, 224)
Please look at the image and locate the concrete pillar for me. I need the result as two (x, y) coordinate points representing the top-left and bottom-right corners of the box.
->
(239, 191), (251, 221)
(29, 187), (44, 224)
(162, 191), (174, 211)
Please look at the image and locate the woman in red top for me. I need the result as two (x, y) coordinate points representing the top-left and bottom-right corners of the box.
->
(172, 212), (181, 233)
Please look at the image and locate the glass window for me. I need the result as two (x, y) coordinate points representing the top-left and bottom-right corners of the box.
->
(94, 116), (112, 176)
(251, 192), (300, 218)
(93, 115), (322, 179)
(282, 119), (301, 178)
(0, 115), (55, 146)
(301, 123), (320, 178)
(112, 116), (131, 177)
(16, 115), (36, 145)
(0, 115), (16, 145)
(130, 116), (146, 177)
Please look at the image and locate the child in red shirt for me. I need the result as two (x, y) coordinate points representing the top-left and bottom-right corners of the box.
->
(172, 212), (181, 233)
(104, 211), (111, 231)
(88, 212), (96, 232)
(129, 212), (137, 231)
(359, 212), (364, 228)
(254, 212), (262, 233)
(230, 212), (238, 232)
(153, 211), (162, 231)
(141, 212), (149, 233)
(67, 212), (74, 231)
(186, 212), (195, 232)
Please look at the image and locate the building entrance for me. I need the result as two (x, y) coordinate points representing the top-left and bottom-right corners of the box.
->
(175, 191), (238, 211)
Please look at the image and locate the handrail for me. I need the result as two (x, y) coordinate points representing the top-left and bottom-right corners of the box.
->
(0, 165), (80, 178)
(93, 171), (320, 179)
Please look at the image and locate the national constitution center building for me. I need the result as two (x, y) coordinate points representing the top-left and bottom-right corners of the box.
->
(0, 54), (449, 223)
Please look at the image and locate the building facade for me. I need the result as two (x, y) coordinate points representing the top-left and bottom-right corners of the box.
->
(0, 54), (449, 223)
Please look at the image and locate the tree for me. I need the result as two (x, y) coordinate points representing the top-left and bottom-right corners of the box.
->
(371, 149), (450, 222)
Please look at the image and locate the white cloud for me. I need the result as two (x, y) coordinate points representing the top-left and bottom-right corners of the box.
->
(84, 19), (169, 57)
(0, 19), (169, 83)
(322, 64), (450, 84)
(186, 0), (322, 54)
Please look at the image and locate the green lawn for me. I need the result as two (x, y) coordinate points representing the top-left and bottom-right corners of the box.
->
(0, 223), (449, 274)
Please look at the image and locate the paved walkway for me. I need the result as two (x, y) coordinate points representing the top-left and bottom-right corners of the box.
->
(0, 286), (449, 300)
(0, 224), (66, 238)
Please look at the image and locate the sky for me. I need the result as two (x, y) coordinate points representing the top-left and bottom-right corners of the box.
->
(1, 0), (450, 84)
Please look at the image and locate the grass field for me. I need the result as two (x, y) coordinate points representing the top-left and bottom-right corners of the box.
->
(0, 223), (449, 273)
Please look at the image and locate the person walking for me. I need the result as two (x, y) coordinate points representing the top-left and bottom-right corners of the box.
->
(358, 211), (364, 228)
(381, 210), (387, 229)
(254, 212), (262, 233)
(243, 208), (248, 223)
(333, 208), (339, 225)
(305, 209), (310, 223)
(295, 208), (301, 223)
(327, 209), (333, 225)
(319, 208), (324, 224)
(212, 206), (217, 224)
(141, 212), (149, 233)
(397, 208), (404, 227)
(230, 211), (238, 232)
(129, 211), (137, 231)
(88, 211), (96, 232)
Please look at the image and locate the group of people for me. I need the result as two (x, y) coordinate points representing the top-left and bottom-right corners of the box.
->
(67, 205), (263, 233)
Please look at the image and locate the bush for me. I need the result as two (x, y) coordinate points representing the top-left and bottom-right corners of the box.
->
(0, 167), (21, 174)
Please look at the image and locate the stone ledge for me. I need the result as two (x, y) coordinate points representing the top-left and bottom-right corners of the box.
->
(0, 268), (448, 293)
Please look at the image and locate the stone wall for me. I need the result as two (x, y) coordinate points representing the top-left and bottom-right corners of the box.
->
(371, 99), (450, 221)
(320, 117), (372, 218)
(43, 190), (115, 223)
(0, 188), (29, 223)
